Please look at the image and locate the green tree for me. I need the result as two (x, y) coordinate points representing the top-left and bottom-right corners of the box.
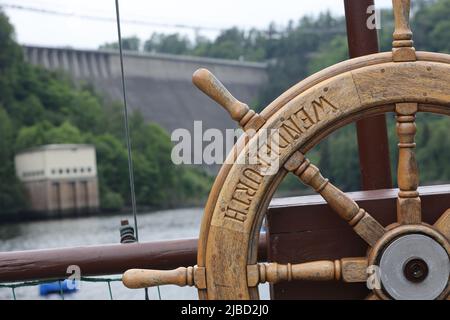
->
(144, 33), (191, 55)
(413, 0), (450, 52)
(0, 10), (213, 215)
(0, 11), (23, 105)
(100, 36), (141, 51)
(0, 106), (27, 213)
(308, 36), (348, 74)
(3, 0), (450, 216)
(15, 121), (84, 151)
(87, 134), (130, 203)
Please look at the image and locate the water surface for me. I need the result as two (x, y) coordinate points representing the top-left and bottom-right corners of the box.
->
(0, 208), (269, 300)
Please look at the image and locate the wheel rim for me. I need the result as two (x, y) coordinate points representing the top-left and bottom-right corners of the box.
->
(198, 52), (450, 300)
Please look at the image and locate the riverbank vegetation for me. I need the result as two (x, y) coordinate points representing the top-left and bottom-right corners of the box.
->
(0, 11), (212, 215)
(103, 0), (450, 193)
(1, 0), (449, 216)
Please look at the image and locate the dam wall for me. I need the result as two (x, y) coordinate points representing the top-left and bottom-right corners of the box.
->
(22, 45), (269, 135)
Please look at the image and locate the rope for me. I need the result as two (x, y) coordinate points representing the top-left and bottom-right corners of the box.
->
(107, 280), (113, 300)
(156, 286), (161, 300)
(114, 0), (161, 300)
(114, 0), (139, 242)
(58, 280), (64, 300)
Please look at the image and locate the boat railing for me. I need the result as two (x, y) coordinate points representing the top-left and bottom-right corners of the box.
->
(0, 235), (267, 299)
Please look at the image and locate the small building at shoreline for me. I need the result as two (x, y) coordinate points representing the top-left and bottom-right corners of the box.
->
(15, 144), (99, 216)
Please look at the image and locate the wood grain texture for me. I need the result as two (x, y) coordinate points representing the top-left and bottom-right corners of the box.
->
(366, 293), (380, 300)
(392, 0), (415, 61)
(435, 209), (450, 240)
(192, 68), (265, 130)
(122, 258), (367, 289)
(340, 257), (368, 283)
(255, 261), (338, 284)
(115, 22), (450, 300)
(285, 152), (385, 246)
(248, 258), (367, 286)
(197, 53), (450, 299)
(392, 0), (412, 41)
(396, 103), (421, 224)
(260, 52), (449, 121)
(352, 62), (450, 107)
(122, 266), (207, 289)
(267, 185), (450, 299)
(260, 52), (392, 120)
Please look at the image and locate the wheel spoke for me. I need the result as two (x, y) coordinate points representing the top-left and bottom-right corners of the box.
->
(365, 293), (380, 300)
(396, 103), (422, 224)
(434, 208), (450, 240)
(285, 151), (386, 246)
(247, 257), (368, 286)
(123, 266), (206, 289)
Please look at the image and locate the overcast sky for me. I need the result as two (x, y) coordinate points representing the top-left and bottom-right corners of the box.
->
(1, 0), (392, 49)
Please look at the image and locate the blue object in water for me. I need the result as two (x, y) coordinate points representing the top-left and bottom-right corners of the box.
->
(39, 280), (78, 296)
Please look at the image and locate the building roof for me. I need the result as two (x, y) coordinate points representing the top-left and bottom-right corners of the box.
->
(16, 144), (95, 155)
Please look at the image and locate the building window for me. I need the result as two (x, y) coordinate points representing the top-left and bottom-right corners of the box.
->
(51, 169), (56, 174)
(66, 168), (70, 174)
(59, 169), (63, 174)
(87, 167), (92, 173)
(73, 168), (78, 173)
(80, 168), (85, 173)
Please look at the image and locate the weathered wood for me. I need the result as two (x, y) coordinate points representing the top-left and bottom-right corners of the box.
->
(192, 68), (265, 130)
(187, 26), (450, 299)
(260, 52), (450, 122)
(0, 239), (198, 283)
(435, 209), (450, 240)
(195, 53), (450, 299)
(392, 0), (416, 61)
(0, 236), (267, 283)
(366, 293), (380, 300)
(268, 185), (450, 299)
(252, 261), (338, 285)
(341, 257), (368, 283)
(249, 257), (367, 286)
(392, 0), (413, 40)
(351, 62), (450, 106)
(122, 266), (206, 289)
(396, 103), (421, 224)
(285, 151), (385, 246)
(367, 224), (450, 300)
(123, 257), (367, 289)
(260, 52), (392, 120)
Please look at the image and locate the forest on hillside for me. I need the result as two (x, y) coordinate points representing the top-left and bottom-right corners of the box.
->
(1, 0), (450, 216)
(101, 0), (450, 193)
(0, 11), (212, 216)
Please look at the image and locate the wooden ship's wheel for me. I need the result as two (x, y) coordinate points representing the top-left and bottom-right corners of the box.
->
(122, 0), (450, 300)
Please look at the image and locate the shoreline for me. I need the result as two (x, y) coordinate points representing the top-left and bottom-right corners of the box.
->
(0, 203), (206, 225)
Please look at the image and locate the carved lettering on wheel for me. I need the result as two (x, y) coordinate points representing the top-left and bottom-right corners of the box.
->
(225, 169), (264, 223)
(277, 96), (338, 148)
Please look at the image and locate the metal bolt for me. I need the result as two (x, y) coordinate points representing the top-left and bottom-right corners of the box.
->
(404, 258), (429, 283)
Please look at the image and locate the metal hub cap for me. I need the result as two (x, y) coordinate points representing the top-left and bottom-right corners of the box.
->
(379, 234), (450, 300)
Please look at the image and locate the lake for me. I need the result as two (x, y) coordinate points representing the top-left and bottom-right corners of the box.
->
(0, 208), (269, 300)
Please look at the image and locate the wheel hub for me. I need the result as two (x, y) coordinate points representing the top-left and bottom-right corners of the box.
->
(377, 233), (450, 300)
(403, 258), (429, 283)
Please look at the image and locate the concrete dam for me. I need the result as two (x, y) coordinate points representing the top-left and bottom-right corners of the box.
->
(22, 45), (269, 136)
